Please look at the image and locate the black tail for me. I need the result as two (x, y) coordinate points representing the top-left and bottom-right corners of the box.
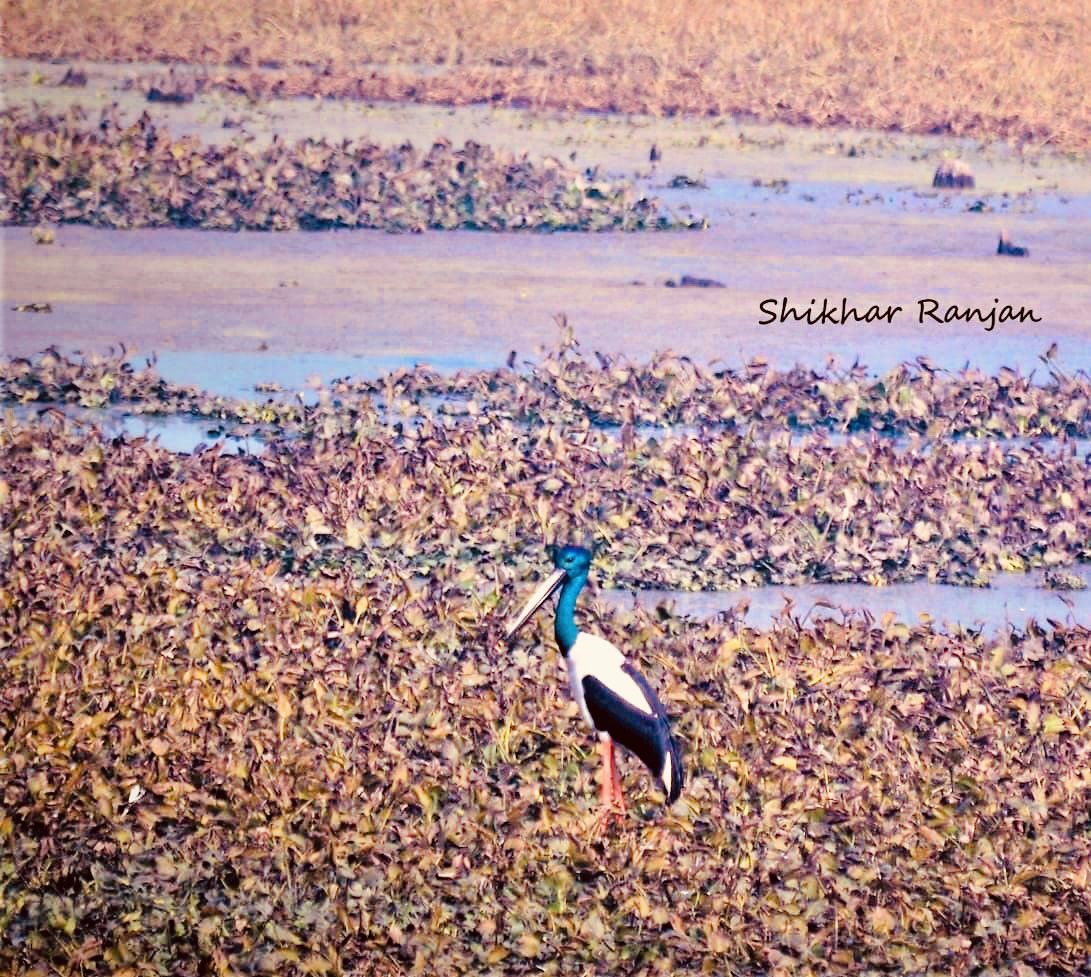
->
(661, 722), (684, 804)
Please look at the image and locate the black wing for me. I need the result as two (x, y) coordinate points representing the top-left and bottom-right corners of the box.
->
(582, 663), (684, 803)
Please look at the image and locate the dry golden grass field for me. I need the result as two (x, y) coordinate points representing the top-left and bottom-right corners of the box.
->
(3, 0), (1090, 152)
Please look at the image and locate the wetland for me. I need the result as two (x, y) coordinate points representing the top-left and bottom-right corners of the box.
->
(2, 5), (1090, 974)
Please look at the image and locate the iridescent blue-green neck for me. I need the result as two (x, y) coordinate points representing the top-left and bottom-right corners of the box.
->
(554, 571), (586, 655)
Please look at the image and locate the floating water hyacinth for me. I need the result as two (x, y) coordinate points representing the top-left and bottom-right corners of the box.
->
(8, 343), (1089, 440)
(1, 404), (1089, 975)
(3, 346), (1089, 591)
(328, 333), (1091, 440)
(0, 107), (706, 232)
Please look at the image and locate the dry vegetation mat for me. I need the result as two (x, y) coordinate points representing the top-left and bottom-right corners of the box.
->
(1, 408), (1090, 975)
(6, 343), (1090, 439)
(5, 0), (1090, 152)
(351, 338), (1091, 440)
(3, 346), (1090, 593)
(0, 108), (703, 232)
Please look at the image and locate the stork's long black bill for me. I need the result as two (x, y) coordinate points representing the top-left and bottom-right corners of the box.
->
(505, 568), (566, 641)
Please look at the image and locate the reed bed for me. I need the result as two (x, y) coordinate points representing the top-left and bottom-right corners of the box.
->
(5, 0), (1090, 151)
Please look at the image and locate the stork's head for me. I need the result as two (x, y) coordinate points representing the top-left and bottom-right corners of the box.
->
(550, 544), (592, 579)
(504, 544), (593, 642)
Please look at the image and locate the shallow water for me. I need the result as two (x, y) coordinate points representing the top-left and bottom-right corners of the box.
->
(3, 59), (1089, 633)
(817, 429), (1091, 459)
(8, 52), (1091, 377)
(599, 572), (1091, 632)
(5, 404), (269, 454)
(657, 179), (1091, 222)
(5, 56), (1090, 378)
(146, 350), (483, 400)
(630, 426), (1091, 460)
(5, 222), (1089, 377)
(9, 393), (1090, 464)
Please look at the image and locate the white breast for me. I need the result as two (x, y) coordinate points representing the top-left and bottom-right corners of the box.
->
(566, 632), (655, 730)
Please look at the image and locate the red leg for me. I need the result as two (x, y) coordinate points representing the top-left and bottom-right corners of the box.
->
(593, 738), (626, 835)
(608, 739), (627, 815)
(598, 738), (614, 811)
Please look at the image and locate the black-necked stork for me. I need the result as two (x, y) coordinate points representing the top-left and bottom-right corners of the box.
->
(505, 545), (684, 821)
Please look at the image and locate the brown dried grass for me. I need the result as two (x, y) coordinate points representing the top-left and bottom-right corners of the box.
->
(4, 0), (1090, 151)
